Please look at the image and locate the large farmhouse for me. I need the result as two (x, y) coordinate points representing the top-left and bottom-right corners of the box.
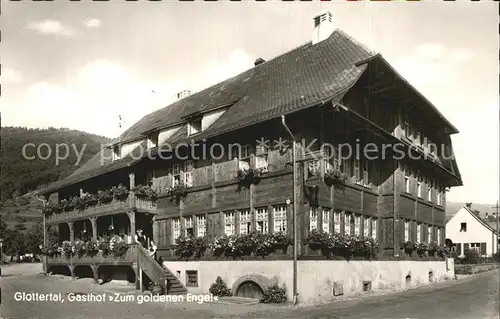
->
(38, 11), (461, 303)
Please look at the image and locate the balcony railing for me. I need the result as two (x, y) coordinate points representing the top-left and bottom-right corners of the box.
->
(47, 245), (136, 265)
(46, 194), (157, 224)
(151, 148), (291, 193)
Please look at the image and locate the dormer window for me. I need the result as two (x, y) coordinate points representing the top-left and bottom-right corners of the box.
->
(112, 145), (121, 161)
(403, 114), (410, 137)
(147, 133), (159, 149)
(188, 118), (202, 136)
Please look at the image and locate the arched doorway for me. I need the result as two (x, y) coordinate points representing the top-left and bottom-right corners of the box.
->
(235, 280), (264, 299)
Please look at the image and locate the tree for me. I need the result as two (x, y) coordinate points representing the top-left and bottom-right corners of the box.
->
(25, 223), (43, 256)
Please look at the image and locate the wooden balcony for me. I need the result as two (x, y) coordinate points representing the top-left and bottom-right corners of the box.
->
(151, 149), (292, 193)
(47, 245), (136, 266)
(46, 194), (157, 225)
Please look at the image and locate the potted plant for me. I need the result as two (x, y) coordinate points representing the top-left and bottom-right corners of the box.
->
(97, 189), (113, 204)
(428, 241), (439, 256)
(112, 184), (129, 201)
(253, 233), (274, 258)
(270, 232), (292, 253)
(62, 241), (74, 258)
(98, 240), (111, 257)
(72, 197), (86, 211)
(82, 193), (98, 208)
(133, 185), (158, 201)
(404, 240), (416, 256)
(416, 242), (429, 257)
(324, 168), (347, 190)
(303, 230), (330, 252)
(42, 202), (61, 216)
(60, 199), (75, 212)
(110, 241), (129, 258)
(85, 240), (100, 257)
(236, 167), (265, 190)
(73, 240), (86, 258)
(209, 236), (230, 258)
(166, 183), (188, 203)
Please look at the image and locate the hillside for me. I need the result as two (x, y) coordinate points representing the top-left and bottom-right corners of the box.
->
(446, 201), (497, 218)
(0, 126), (111, 229)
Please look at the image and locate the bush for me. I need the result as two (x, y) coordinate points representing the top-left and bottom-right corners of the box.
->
(493, 252), (500, 262)
(209, 276), (232, 297)
(260, 284), (287, 303)
(463, 249), (481, 264)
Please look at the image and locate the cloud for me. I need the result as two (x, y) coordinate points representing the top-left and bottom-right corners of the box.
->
(1, 67), (24, 84)
(84, 19), (101, 28)
(8, 59), (182, 138)
(199, 49), (255, 88)
(25, 19), (74, 37)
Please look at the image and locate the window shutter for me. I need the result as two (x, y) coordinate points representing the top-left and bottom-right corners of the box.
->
(464, 243), (469, 252)
(456, 243), (462, 255)
(480, 243), (487, 255)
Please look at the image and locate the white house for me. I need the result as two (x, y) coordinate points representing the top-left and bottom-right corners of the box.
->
(445, 204), (499, 257)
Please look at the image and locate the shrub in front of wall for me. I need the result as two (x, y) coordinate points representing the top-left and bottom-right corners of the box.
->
(260, 284), (288, 304)
(209, 276), (232, 297)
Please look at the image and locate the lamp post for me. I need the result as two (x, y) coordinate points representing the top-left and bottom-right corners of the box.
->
(281, 115), (298, 305)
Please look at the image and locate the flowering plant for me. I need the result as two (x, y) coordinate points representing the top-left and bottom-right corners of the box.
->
(112, 184), (129, 201)
(60, 199), (75, 212)
(133, 185), (158, 201)
(85, 240), (100, 257)
(174, 236), (207, 260)
(81, 193), (98, 207)
(72, 240), (86, 257)
(72, 197), (86, 211)
(416, 242), (429, 256)
(237, 168), (265, 190)
(42, 202), (62, 216)
(303, 231), (381, 260)
(404, 240), (416, 254)
(62, 241), (74, 258)
(40, 243), (60, 257)
(428, 241), (439, 253)
(209, 236), (230, 257)
(166, 183), (188, 203)
(98, 240), (111, 257)
(97, 189), (113, 204)
(110, 241), (129, 258)
(324, 168), (347, 189)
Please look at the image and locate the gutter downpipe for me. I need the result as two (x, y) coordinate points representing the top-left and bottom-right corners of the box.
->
(280, 115), (298, 305)
(393, 160), (398, 257)
(35, 195), (47, 273)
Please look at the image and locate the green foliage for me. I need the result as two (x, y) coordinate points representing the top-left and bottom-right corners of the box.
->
(133, 185), (158, 201)
(209, 276), (232, 297)
(0, 126), (110, 202)
(303, 230), (381, 259)
(208, 232), (293, 259)
(260, 284), (288, 304)
(174, 236), (207, 260)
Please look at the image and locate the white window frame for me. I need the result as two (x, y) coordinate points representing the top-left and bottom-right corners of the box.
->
(417, 173), (422, 198)
(172, 218), (181, 242)
(437, 228), (441, 245)
(417, 224), (422, 243)
(427, 185), (432, 202)
(404, 167), (410, 194)
(273, 205), (287, 233)
(239, 210), (251, 235)
(322, 209), (331, 233)
(224, 212), (235, 236)
(428, 225), (433, 243)
(333, 211), (341, 234)
(354, 215), (361, 236)
(404, 220), (410, 242)
(172, 164), (181, 185)
(309, 208), (318, 232)
(184, 216), (194, 237)
(404, 114), (410, 137)
(470, 243), (480, 252)
(344, 213), (352, 236)
(354, 158), (361, 183)
(196, 215), (206, 237)
(256, 207), (269, 234)
(371, 218), (377, 240)
(364, 216), (370, 237)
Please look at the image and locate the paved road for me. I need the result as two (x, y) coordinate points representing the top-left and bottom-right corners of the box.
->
(1, 264), (498, 319)
(231, 270), (500, 319)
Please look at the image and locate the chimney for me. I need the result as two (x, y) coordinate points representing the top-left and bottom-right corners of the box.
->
(486, 212), (489, 218)
(177, 90), (191, 100)
(465, 202), (472, 209)
(254, 58), (266, 66)
(312, 11), (334, 45)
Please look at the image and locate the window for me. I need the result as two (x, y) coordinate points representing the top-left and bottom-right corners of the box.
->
(470, 243), (480, 252)
(184, 216), (194, 237)
(371, 218), (378, 240)
(404, 166), (410, 193)
(309, 208), (318, 232)
(362, 160), (369, 186)
(333, 212), (341, 233)
(344, 213), (352, 236)
(188, 119), (202, 136)
(186, 270), (198, 287)
(322, 209), (331, 233)
(460, 222), (467, 232)
(404, 220), (410, 242)
(428, 225), (432, 243)
(273, 205), (287, 232)
(354, 158), (361, 183)
(224, 212), (235, 236)
(241, 144), (252, 159)
(196, 215), (206, 237)
(240, 210), (251, 235)
(172, 218), (181, 242)
(437, 228), (441, 245)
(416, 125), (422, 145)
(417, 173), (422, 198)
(427, 184), (432, 202)
(147, 133), (158, 149)
(364, 216), (370, 237)
(354, 215), (361, 236)
(404, 114), (410, 137)
(172, 164), (181, 185)
(416, 224), (422, 243)
(256, 208), (268, 233)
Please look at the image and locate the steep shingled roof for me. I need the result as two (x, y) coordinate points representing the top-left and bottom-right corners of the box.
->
(38, 29), (377, 195)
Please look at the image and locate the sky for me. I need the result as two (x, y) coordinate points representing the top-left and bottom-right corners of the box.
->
(0, 1), (498, 205)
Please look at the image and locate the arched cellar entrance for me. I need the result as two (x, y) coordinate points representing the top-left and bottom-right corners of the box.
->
(235, 281), (264, 299)
(231, 274), (270, 300)
(73, 265), (93, 279)
(98, 265), (135, 284)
